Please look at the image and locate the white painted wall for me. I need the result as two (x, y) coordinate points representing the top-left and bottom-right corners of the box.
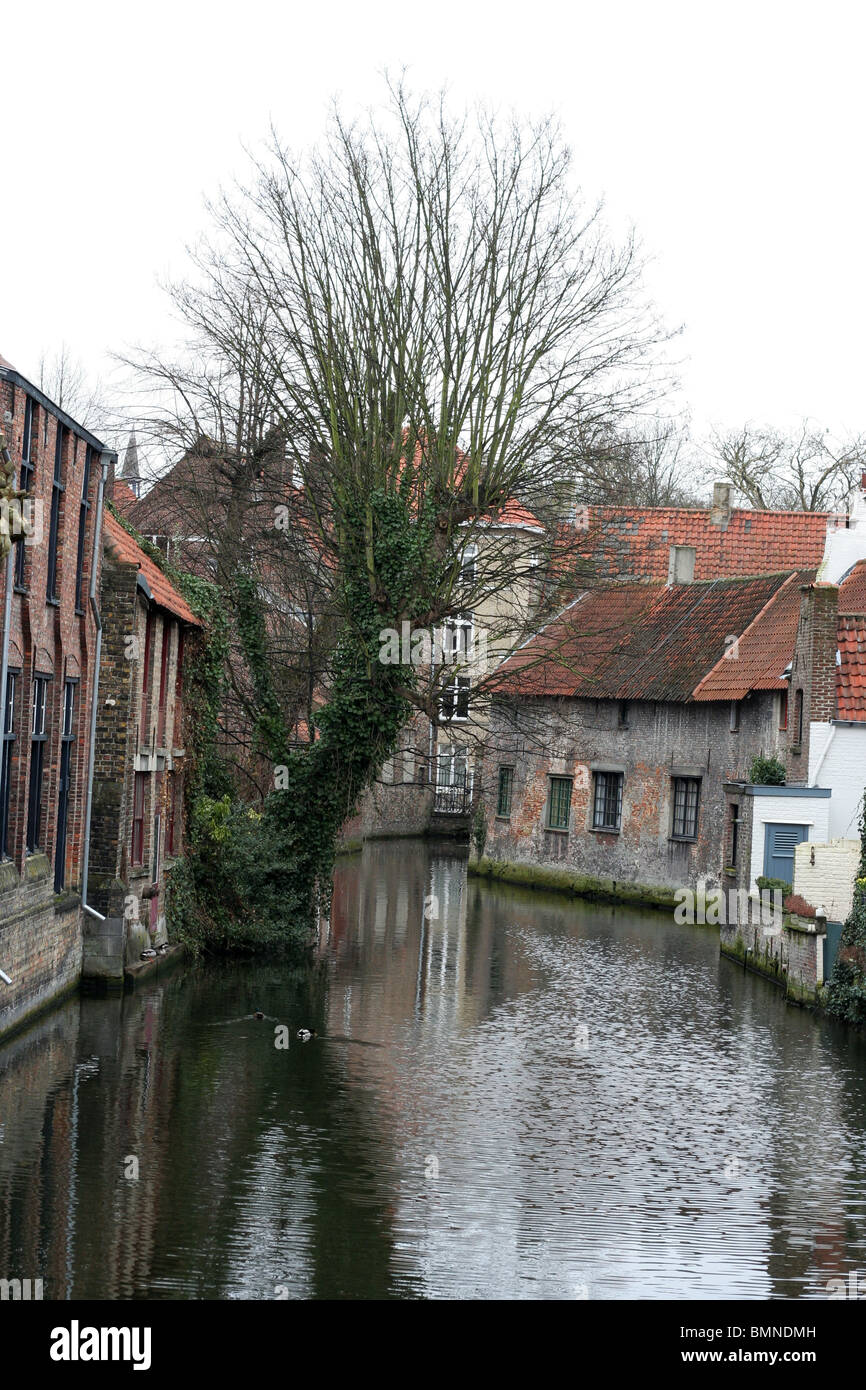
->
(748, 793), (831, 893)
(819, 482), (866, 584)
(809, 723), (866, 839)
(793, 837), (860, 922)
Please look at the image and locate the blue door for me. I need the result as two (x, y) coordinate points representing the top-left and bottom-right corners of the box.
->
(763, 823), (809, 886)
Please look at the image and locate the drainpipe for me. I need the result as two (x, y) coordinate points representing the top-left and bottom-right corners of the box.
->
(80, 454), (113, 921)
(0, 435), (15, 981)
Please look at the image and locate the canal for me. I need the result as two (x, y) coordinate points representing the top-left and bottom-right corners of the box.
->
(1, 839), (866, 1300)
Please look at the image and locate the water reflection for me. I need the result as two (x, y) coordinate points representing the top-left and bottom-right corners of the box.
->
(1, 839), (866, 1299)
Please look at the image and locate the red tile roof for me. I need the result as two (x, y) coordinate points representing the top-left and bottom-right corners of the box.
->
(103, 511), (200, 626)
(567, 505), (836, 582)
(692, 571), (814, 701)
(837, 615), (866, 720)
(839, 560), (866, 614)
(492, 572), (794, 703)
(109, 478), (139, 515)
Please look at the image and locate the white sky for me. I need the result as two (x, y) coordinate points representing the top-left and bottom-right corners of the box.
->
(3, 0), (864, 447)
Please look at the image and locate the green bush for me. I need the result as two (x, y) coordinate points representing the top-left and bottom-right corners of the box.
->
(756, 875), (790, 896)
(749, 754), (786, 786)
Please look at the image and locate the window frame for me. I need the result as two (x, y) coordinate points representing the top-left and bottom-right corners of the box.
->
(440, 674), (471, 722)
(592, 769), (623, 832)
(74, 444), (93, 613)
(26, 675), (50, 853)
(547, 775), (573, 832)
(46, 425), (67, 602)
(671, 776), (701, 842)
(496, 765), (514, 818)
(14, 397), (36, 589)
(0, 670), (18, 859)
(131, 772), (146, 866)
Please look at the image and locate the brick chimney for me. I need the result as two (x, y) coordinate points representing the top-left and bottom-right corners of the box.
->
(786, 582), (839, 783)
(710, 481), (733, 528)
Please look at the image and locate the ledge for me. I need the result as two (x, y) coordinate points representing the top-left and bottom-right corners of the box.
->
(0, 859), (20, 895)
(468, 856), (678, 912)
(25, 853), (50, 882)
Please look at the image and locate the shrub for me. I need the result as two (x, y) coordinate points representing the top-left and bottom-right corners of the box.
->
(756, 875), (790, 896)
(749, 754), (786, 786)
(783, 893), (817, 918)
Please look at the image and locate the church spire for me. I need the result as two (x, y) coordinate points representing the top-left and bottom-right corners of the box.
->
(121, 431), (143, 498)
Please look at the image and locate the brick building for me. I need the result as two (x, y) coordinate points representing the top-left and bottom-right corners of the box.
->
(85, 509), (200, 979)
(0, 351), (115, 1037)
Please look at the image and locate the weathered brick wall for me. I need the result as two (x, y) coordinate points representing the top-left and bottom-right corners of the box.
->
(793, 837), (860, 922)
(0, 862), (81, 1036)
(482, 691), (782, 894)
(89, 551), (137, 911)
(0, 370), (107, 1039)
(720, 908), (825, 1004)
(787, 582), (839, 784)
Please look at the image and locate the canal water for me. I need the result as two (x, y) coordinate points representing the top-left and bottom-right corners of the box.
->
(1, 839), (866, 1300)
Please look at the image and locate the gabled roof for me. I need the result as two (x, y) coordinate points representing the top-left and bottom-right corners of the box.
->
(692, 571), (815, 701)
(109, 478), (138, 515)
(103, 511), (200, 626)
(492, 572), (794, 703)
(569, 505), (836, 581)
(837, 615), (866, 720)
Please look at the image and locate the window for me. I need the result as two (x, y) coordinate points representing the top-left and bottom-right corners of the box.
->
(174, 626), (185, 744)
(593, 770), (623, 831)
(672, 776), (700, 841)
(778, 689), (788, 731)
(443, 612), (473, 661)
(0, 672), (17, 858)
(728, 803), (740, 869)
(74, 445), (92, 612)
(156, 623), (170, 746)
(54, 681), (76, 891)
(794, 689), (804, 746)
(440, 676), (470, 721)
(729, 701), (740, 732)
(14, 397), (36, 588)
(618, 701), (630, 728)
(26, 677), (49, 852)
(460, 544), (477, 586)
(46, 425), (67, 601)
(547, 776), (572, 831)
(140, 612), (154, 744)
(497, 766), (514, 818)
(131, 772), (146, 866)
(167, 774), (179, 856)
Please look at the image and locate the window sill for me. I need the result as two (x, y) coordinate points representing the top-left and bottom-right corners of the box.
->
(669, 835), (698, 845)
(46, 597), (61, 608)
(13, 585), (28, 596)
(589, 825), (621, 835)
(545, 825), (570, 834)
(495, 814), (511, 821)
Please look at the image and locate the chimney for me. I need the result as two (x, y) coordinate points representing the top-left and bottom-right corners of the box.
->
(667, 544), (696, 585)
(710, 481), (733, 528)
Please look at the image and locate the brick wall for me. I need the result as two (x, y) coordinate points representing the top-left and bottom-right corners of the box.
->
(786, 582), (839, 783)
(0, 368), (110, 1040)
(482, 691), (783, 895)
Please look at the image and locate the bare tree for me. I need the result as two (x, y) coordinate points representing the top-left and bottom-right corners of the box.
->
(708, 421), (866, 511)
(127, 81), (672, 931)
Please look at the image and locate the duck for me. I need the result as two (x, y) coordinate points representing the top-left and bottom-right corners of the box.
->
(296, 1028), (317, 1042)
(253, 1011), (265, 1020)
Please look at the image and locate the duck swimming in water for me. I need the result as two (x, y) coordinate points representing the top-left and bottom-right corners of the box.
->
(296, 1028), (317, 1042)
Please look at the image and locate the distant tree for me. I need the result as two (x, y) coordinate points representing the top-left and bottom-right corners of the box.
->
(37, 344), (117, 443)
(548, 417), (698, 513)
(708, 421), (866, 512)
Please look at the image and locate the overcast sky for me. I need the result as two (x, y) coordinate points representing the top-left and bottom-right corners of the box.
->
(4, 0), (864, 454)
